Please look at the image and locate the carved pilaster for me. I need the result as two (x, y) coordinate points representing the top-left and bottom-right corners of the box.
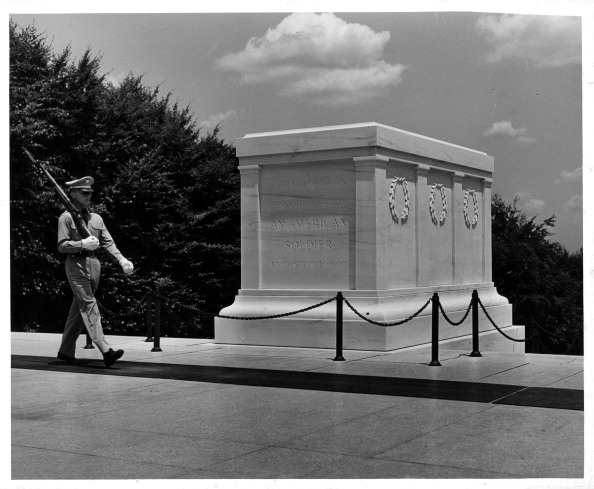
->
(452, 172), (465, 284)
(353, 155), (389, 290)
(482, 178), (493, 282)
(239, 165), (261, 289)
(415, 165), (430, 287)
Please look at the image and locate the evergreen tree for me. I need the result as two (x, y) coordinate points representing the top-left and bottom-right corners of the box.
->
(491, 193), (583, 354)
(10, 21), (240, 337)
(10, 20), (107, 331)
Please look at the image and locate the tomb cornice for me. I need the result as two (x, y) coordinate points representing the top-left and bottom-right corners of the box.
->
(452, 172), (465, 183)
(353, 155), (390, 168)
(238, 164), (260, 174)
(236, 122), (494, 174)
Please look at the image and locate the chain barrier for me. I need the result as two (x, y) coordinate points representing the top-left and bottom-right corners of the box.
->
(97, 301), (136, 321)
(96, 291), (152, 322)
(477, 296), (581, 350)
(95, 281), (577, 356)
(533, 323), (566, 341)
(217, 296), (337, 321)
(533, 331), (552, 355)
(343, 297), (432, 327)
(438, 299), (473, 326)
(532, 323), (582, 355)
(477, 297), (533, 343)
(561, 328), (583, 355)
(159, 297), (188, 323)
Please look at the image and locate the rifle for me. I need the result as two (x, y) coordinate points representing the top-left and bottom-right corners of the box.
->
(23, 147), (91, 239)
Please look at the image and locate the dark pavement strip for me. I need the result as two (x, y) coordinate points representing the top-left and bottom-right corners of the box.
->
(11, 355), (583, 411)
(493, 386), (584, 410)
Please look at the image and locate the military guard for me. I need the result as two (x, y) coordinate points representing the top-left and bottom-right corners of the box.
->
(56, 176), (134, 367)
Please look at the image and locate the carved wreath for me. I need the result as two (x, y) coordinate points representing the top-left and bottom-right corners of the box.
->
(463, 189), (479, 227)
(388, 177), (410, 223)
(429, 183), (447, 225)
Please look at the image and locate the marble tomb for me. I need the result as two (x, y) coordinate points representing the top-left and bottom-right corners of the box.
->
(215, 122), (522, 351)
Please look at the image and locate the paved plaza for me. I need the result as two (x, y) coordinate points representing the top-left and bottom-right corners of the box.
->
(9, 332), (587, 485)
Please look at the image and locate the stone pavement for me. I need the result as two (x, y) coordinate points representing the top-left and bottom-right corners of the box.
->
(9, 332), (587, 484)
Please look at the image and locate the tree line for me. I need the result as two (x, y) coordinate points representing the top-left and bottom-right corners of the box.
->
(10, 20), (240, 338)
(491, 195), (582, 354)
(9, 21), (582, 353)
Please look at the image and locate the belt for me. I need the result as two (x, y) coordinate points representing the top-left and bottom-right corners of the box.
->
(75, 249), (98, 258)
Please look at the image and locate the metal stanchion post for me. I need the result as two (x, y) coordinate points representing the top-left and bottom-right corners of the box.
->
(334, 292), (345, 361)
(429, 292), (441, 366)
(84, 331), (94, 349)
(145, 294), (154, 342)
(152, 291), (162, 352)
(470, 290), (482, 357)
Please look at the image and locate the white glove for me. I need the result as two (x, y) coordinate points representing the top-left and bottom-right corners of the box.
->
(81, 236), (100, 250)
(120, 258), (134, 274)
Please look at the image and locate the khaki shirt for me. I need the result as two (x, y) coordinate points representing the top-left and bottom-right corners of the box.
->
(57, 211), (125, 264)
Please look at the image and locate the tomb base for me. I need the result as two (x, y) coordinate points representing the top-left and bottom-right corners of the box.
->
(215, 282), (515, 351)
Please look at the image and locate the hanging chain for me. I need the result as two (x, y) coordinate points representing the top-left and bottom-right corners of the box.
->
(343, 297), (432, 327)
(217, 296), (336, 321)
(477, 297), (533, 342)
(438, 299), (473, 326)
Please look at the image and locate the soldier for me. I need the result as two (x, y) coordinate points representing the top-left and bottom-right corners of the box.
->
(56, 176), (134, 367)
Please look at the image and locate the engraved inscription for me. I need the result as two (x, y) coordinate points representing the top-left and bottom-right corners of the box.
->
(270, 217), (349, 231)
(283, 239), (334, 251)
(266, 198), (348, 211)
(271, 260), (348, 270)
(263, 176), (347, 191)
(259, 164), (354, 288)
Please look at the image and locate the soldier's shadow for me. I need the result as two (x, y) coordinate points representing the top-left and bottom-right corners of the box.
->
(48, 359), (118, 370)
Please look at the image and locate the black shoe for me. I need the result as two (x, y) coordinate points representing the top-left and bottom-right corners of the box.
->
(103, 348), (124, 367)
(57, 352), (79, 365)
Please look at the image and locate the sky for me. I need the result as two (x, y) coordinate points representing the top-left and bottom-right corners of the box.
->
(8, 4), (587, 253)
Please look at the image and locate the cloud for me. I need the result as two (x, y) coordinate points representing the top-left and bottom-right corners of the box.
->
(556, 167), (582, 184)
(484, 121), (527, 137)
(201, 110), (237, 131)
(564, 194), (583, 210)
(476, 14), (581, 68)
(216, 13), (406, 106)
(524, 199), (545, 212)
(514, 192), (545, 213)
(484, 121), (536, 144)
